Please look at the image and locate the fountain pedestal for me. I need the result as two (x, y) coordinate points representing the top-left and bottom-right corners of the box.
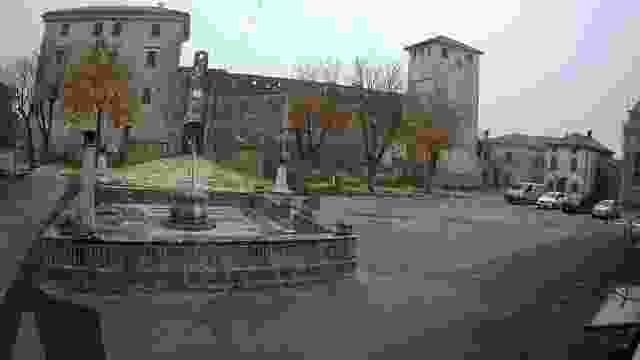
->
(163, 137), (216, 231)
(273, 165), (291, 194)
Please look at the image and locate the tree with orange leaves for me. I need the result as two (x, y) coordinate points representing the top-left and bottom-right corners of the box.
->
(63, 44), (143, 166)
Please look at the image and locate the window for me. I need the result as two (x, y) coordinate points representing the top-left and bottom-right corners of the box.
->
(239, 99), (249, 114)
(112, 22), (123, 36)
(570, 158), (578, 172)
(151, 23), (161, 37)
(505, 152), (513, 163)
(550, 156), (558, 170)
(551, 145), (558, 152)
(427, 46), (431, 56)
(571, 183), (579, 193)
(145, 51), (157, 68)
(571, 147), (577, 154)
(441, 47), (448, 59)
(456, 57), (464, 70)
(634, 152), (640, 172)
(60, 24), (70, 36)
(55, 49), (65, 65)
(111, 48), (119, 63)
(142, 88), (152, 104)
(93, 22), (103, 36)
(465, 54), (473, 64)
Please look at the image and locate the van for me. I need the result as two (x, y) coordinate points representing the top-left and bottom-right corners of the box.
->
(504, 182), (546, 205)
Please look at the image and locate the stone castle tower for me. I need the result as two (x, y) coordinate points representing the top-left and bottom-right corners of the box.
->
(404, 35), (483, 188)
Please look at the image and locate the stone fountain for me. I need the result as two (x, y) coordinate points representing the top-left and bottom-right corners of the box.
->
(163, 136), (216, 231)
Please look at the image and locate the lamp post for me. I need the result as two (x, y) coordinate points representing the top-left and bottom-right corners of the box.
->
(47, 83), (59, 163)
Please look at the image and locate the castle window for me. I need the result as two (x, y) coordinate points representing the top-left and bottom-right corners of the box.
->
(441, 47), (448, 59)
(465, 54), (473, 64)
(570, 158), (578, 172)
(60, 24), (70, 36)
(142, 88), (152, 104)
(145, 50), (157, 68)
(550, 156), (558, 170)
(427, 46), (431, 56)
(151, 23), (161, 37)
(55, 49), (65, 65)
(112, 22), (123, 36)
(92, 22), (103, 36)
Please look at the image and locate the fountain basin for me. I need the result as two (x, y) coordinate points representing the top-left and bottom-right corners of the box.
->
(37, 192), (358, 297)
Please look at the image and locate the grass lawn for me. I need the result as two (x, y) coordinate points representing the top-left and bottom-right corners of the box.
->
(304, 175), (416, 193)
(61, 152), (416, 194)
(62, 157), (273, 193)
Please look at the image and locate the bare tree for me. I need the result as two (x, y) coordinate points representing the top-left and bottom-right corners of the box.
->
(291, 57), (343, 84)
(349, 56), (404, 192)
(350, 56), (403, 92)
(289, 58), (345, 191)
(7, 51), (39, 168)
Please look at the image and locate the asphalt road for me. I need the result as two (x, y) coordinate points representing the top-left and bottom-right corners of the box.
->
(70, 193), (633, 360)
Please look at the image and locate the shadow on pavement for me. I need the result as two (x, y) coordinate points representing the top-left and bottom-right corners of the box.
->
(0, 266), (106, 359)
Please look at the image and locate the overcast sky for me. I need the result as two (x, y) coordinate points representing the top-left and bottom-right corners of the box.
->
(3, 0), (638, 156)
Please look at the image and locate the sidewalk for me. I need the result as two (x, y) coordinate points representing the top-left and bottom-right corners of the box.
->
(0, 162), (75, 295)
(0, 162), (87, 359)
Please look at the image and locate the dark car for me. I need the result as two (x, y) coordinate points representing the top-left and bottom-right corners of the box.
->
(562, 193), (600, 214)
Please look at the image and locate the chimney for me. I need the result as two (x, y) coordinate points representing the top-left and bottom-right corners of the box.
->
(587, 129), (592, 138)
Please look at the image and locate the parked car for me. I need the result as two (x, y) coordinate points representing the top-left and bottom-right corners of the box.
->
(592, 200), (623, 220)
(562, 193), (600, 214)
(505, 182), (546, 205)
(536, 192), (567, 209)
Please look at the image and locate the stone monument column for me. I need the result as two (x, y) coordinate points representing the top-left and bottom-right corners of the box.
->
(78, 130), (97, 237)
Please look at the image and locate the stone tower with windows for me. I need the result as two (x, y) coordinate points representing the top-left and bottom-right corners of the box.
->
(39, 6), (190, 157)
(404, 35), (483, 189)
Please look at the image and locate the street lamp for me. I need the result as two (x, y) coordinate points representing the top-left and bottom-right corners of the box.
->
(46, 83), (59, 164)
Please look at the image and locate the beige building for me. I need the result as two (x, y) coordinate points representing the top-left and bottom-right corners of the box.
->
(38, 6), (190, 155)
(542, 131), (614, 195)
(404, 36), (484, 189)
(478, 131), (616, 197)
(484, 133), (547, 188)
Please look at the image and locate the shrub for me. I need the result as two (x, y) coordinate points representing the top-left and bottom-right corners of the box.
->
(125, 142), (161, 166)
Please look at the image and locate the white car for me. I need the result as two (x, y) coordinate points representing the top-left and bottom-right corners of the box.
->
(536, 192), (567, 209)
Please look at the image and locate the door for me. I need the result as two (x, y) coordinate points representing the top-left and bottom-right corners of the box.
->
(557, 177), (567, 193)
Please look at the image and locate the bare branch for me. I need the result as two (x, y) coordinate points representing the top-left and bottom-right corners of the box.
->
(291, 57), (344, 84)
(291, 63), (321, 81)
(348, 56), (403, 93)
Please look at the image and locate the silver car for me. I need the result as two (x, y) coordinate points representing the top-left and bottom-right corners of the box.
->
(592, 200), (622, 220)
(536, 192), (567, 209)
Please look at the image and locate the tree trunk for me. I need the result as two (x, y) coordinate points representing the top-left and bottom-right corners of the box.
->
(367, 158), (376, 193)
(121, 126), (130, 164)
(95, 110), (102, 168)
(39, 102), (50, 161)
(25, 113), (36, 168)
(423, 161), (432, 194)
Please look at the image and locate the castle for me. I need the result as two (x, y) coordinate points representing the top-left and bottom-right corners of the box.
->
(38, 5), (484, 188)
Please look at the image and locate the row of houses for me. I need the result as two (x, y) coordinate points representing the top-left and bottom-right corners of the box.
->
(477, 130), (620, 200)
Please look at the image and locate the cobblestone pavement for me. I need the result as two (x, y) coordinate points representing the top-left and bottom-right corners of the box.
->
(3, 177), (634, 359)
(56, 193), (631, 359)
